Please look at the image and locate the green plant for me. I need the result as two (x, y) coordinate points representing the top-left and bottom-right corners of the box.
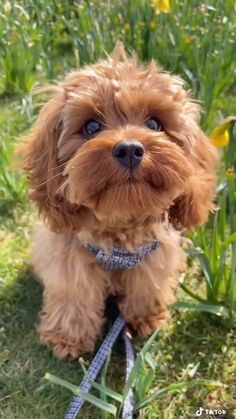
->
(177, 121), (236, 320)
(0, 0), (235, 125)
(45, 328), (224, 417)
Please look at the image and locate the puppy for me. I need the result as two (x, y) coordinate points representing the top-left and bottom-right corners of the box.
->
(21, 48), (217, 359)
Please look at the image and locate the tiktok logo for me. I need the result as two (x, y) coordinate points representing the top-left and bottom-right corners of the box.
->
(196, 407), (204, 416)
(195, 407), (227, 417)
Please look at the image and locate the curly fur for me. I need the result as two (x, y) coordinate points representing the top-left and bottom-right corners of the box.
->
(20, 49), (217, 358)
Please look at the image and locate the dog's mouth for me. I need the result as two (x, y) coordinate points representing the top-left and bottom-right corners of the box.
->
(80, 177), (183, 223)
(103, 178), (151, 190)
(62, 161), (188, 220)
(84, 176), (162, 202)
(62, 138), (193, 221)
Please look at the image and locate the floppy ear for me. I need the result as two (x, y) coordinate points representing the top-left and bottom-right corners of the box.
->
(20, 94), (81, 233)
(169, 129), (218, 229)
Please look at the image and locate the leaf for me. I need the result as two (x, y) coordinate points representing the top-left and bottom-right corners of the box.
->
(142, 369), (155, 395)
(174, 301), (229, 318)
(44, 373), (79, 394)
(223, 232), (236, 248)
(144, 352), (156, 371)
(44, 373), (117, 416)
(187, 248), (215, 298)
(216, 180), (227, 194)
(135, 380), (224, 411)
(72, 390), (117, 416)
(90, 381), (123, 403)
(99, 351), (111, 408)
(139, 327), (161, 355)
(118, 328), (160, 415)
(211, 213), (220, 273)
(180, 282), (206, 303)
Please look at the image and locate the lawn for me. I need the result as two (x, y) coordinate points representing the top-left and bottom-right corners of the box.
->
(0, 1), (236, 418)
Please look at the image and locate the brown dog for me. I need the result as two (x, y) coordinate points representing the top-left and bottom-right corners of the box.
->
(21, 48), (217, 359)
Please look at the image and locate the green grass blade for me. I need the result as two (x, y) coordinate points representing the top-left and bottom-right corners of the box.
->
(174, 301), (229, 318)
(142, 369), (155, 396)
(90, 381), (123, 403)
(135, 380), (224, 411)
(187, 248), (215, 300)
(144, 352), (156, 371)
(44, 373), (117, 416)
(44, 373), (79, 394)
(99, 350), (111, 419)
(223, 232), (236, 248)
(180, 282), (207, 303)
(118, 328), (160, 415)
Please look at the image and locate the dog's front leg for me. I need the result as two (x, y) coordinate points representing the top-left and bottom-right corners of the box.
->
(38, 294), (103, 359)
(115, 263), (177, 337)
(38, 280), (106, 359)
(32, 227), (110, 359)
(37, 259), (109, 359)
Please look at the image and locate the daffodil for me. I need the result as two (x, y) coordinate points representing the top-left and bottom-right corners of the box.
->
(210, 116), (236, 148)
(152, 0), (170, 14)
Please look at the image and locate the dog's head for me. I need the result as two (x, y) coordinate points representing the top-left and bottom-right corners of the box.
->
(21, 51), (217, 232)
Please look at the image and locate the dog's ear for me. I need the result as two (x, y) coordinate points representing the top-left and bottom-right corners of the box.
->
(19, 94), (81, 233)
(169, 129), (218, 229)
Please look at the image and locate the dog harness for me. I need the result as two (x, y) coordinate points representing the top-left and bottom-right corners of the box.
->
(84, 239), (160, 270)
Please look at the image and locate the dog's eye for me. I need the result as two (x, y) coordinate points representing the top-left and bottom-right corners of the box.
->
(83, 120), (102, 137)
(145, 118), (163, 132)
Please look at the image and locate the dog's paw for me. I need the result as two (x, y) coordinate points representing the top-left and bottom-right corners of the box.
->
(131, 309), (169, 337)
(39, 329), (95, 359)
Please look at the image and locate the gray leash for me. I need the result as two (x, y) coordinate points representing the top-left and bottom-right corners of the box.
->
(123, 329), (135, 418)
(64, 315), (135, 419)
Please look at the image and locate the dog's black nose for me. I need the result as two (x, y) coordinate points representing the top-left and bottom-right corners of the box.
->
(112, 140), (144, 169)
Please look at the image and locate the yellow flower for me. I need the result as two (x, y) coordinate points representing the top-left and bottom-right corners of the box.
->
(211, 124), (229, 147)
(152, 0), (171, 14)
(124, 22), (130, 30)
(226, 168), (234, 177)
(210, 116), (236, 147)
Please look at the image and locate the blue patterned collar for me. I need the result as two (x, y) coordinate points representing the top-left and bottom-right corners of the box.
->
(84, 240), (160, 270)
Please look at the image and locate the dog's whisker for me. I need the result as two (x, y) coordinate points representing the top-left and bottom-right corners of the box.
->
(48, 162), (67, 171)
(48, 157), (74, 171)
(38, 171), (64, 187)
(56, 179), (69, 196)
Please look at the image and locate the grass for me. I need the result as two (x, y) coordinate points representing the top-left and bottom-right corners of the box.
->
(0, 0), (236, 417)
(0, 205), (235, 417)
(0, 218), (235, 417)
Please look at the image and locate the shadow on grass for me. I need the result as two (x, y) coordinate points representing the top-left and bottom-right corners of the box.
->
(0, 267), (96, 418)
(0, 266), (42, 330)
(0, 200), (17, 221)
(0, 199), (28, 227)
